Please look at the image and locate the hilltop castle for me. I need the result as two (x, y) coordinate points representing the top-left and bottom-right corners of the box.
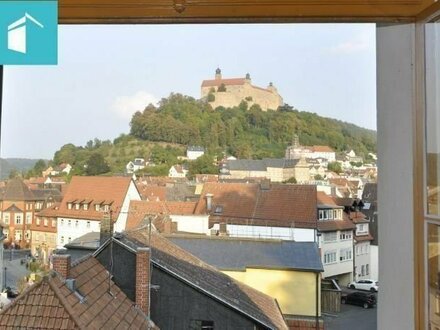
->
(201, 68), (284, 111)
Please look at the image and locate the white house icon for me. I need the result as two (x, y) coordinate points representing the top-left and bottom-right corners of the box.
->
(7, 13), (44, 54)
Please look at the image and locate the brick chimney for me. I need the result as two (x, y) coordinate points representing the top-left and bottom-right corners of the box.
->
(100, 211), (113, 246)
(52, 254), (71, 278)
(136, 247), (150, 316)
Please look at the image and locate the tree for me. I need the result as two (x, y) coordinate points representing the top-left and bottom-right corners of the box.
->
(218, 83), (227, 92)
(283, 177), (297, 184)
(188, 154), (218, 177)
(8, 168), (20, 179)
(85, 153), (110, 175)
(314, 174), (324, 180)
(328, 161), (343, 174)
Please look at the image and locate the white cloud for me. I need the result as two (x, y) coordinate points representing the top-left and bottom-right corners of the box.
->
(328, 30), (374, 54)
(112, 91), (159, 119)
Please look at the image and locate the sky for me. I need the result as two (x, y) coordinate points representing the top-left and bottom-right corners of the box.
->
(1, 24), (376, 159)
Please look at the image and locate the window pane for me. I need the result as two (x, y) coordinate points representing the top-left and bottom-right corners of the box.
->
(428, 223), (440, 328)
(426, 22), (440, 216)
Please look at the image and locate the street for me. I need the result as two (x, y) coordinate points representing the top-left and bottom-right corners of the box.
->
(323, 289), (377, 330)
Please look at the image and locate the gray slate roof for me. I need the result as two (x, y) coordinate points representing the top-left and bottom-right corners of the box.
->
(167, 236), (323, 272)
(227, 158), (299, 171)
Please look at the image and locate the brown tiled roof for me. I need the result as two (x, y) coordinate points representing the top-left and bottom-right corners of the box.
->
(317, 219), (355, 232)
(55, 176), (134, 221)
(0, 256), (152, 329)
(126, 200), (197, 230)
(329, 178), (350, 187)
(118, 229), (287, 330)
(355, 234), (374, 242)
(2, 178), (36, 201)
(36, 203), (61, 218)
(194, 182), (317, 228)
(195, 174), (219, 183)
(135, 183), (166, 201)
(201, 78), (246, 87)
(317, 191), (343, 208)
(346, 211), (369, 224)
(0, 277), (78, 329)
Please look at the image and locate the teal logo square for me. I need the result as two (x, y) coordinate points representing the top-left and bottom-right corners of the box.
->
(0, 1), (58, 65)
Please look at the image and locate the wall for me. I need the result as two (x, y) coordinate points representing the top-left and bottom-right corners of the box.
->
(320, 233), (353, 281)
(150, 267), (261, 329)
(212, 224), (315, 241)
(115, 180), (141, 232)
(56, 217), (100, 248)
(355, 241), (371, 280)
(171, 215), (210, 235)
(223, 268), (320, 317)
(369, 244), (379, 280)
(377, 23), (416, 330)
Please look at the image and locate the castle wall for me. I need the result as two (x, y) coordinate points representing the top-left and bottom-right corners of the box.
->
(201, 81), (282, 111)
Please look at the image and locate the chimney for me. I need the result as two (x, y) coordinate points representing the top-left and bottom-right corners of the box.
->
(205, 193), (214, 213)
(52, 254), (71, 278)
(136, 247), (151, 316)
(100, 211), (113, 246)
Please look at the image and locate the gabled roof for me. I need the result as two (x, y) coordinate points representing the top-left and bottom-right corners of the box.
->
(317, 191), (343, 209)
(1, 178), (36, 201)
(55, 176), (135, 221)
(103, 229), (287, 330)
(318, 219), (355, 232)
(194, 182), (317, 228)
(135, 183), (167, 201)
(0, 256), (151, 329)
(4, 204), (24, 213)
(126, 200), (197, 230)
(167, 235), (323, 272)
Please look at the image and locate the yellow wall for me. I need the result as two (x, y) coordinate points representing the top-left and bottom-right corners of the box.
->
(223, 268), (320, 317)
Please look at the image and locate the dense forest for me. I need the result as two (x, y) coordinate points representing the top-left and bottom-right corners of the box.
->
(38, 93), (376, 178)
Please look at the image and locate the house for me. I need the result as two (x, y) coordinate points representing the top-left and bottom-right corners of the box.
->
(135, 183), (167, 201)
(126, 158), (146, 173)
(0, 253), (155, 329)
(317, 192), (356, 286)
(0, 178), (50, 248)
(126, 200), (208, 234)
(201, 69), (283, 111)
(95, 226), (288, 329)
(167, 235), (324, 328)
(194, 182), (318, 241)
(7, 13), (43, 54)
(226, 158), (310, 183)
(54, 176), (141, 248)
(168, 164), (188, 178)
(285, 136), (336, 162)
(187, 146), (205, 160)
(31, 203), (60, 263)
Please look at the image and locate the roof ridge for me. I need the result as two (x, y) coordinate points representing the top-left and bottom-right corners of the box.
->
(47, 273), (85, 329)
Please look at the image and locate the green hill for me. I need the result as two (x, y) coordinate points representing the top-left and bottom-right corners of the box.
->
(50, 93), (376, 176)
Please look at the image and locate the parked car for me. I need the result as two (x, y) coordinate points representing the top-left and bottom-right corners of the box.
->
(348, 279), (379, 292)
(341, 292), (377, 309)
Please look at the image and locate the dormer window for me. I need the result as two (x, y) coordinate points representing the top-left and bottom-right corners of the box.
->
(83, 203), (88, 210)
(103, 204), (109, 212)
(75, 203), (80, 210)
(95, 204), (100, 211)
(214, 205), (223, 215)
(67, 203), (72, 210)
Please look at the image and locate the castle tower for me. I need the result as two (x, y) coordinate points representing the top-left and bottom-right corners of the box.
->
(292, 134), (300, 148)
(215, 68), (222, 80)
(267, 82), (277, 93)
(245, 73), (251, 84)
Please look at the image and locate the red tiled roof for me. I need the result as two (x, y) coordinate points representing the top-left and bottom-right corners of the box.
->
(136, 183), (166, 201)
(345, 211), (369, 224)
(201, 78), (246, 87)
(0, 256), (152, 329)
(126, 200), (197, 230)
(329, 178), (350, 187)
(317, 191), (341, 207)
(194, 183), (317, 228)
(55, 176), (134, 221)
(36, 203), (61, 218)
